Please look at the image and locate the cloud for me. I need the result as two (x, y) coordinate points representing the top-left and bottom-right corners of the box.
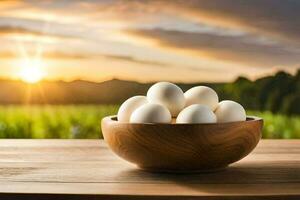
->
(43, 52), (91, 59)
(0, 48), (222, 73)
(135, 0), (300, 45)
(101, 53), (223, 72)
(0, 51), (15, 58)
(125, 28), (300, 67)
(58, 0), (300, 67)
(0, 25), (80, 40)
(0, 50), (90, 59)
(3, 0), (300, 44)
(0, 0), (23, 9)
(0, 0), (299, 82)
(0, 49), (170, 65)
(66, 0), (300, 42)
(101, 54), (169, 67)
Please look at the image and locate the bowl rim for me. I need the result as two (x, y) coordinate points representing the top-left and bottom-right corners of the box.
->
(102, 115), (263, 126)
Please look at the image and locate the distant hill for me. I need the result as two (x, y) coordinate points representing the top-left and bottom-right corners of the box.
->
(0, 78), (224, 104)
(0, 69), (299, 115)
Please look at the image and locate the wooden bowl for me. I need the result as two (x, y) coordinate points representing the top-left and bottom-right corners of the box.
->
(101, 115), (263, 173)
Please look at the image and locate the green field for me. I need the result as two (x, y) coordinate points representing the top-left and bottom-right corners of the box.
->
(0, 105), (298, 139)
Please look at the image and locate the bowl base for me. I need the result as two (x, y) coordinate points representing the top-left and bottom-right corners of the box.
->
(139, 166), (227, 174)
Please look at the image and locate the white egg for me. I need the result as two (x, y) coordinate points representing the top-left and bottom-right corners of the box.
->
(117, 96), (148, 122)
(215, 100), (246, 123)
(130, 103), (171, 123)
(184, 86), (219, 111)
(147, 82), (185, 117)
(176, 104), (217, 124)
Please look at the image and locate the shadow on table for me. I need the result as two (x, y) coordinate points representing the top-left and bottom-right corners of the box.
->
(117, 161), (300, 195)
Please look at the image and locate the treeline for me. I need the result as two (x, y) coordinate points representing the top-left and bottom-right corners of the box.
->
(0, 69), (299, 115)
(212, 70), (300, 115)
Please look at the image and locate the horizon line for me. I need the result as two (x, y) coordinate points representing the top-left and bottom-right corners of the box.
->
(0, 68), (297, 85)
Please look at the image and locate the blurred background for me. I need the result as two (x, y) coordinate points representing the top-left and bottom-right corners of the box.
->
(0, 0), (299, 139)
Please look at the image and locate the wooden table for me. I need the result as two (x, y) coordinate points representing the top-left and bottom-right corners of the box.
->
(0, 140), (299, 200)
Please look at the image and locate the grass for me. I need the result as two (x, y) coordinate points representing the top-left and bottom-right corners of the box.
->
(248, 111), (300, 139)
(0, 105), (118, 139)
(0, 105), (298, 139)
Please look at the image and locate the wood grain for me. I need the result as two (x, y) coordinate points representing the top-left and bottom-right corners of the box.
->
(0, 139), (299, 200)
(102, 116), (263, 172)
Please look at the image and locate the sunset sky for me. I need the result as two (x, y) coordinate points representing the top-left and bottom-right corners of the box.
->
(0, 0), (299, 83)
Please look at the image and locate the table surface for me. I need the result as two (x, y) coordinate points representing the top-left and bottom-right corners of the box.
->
(0, 139), (299, 200)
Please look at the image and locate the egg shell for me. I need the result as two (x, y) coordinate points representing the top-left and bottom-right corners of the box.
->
(176, 104), (217, 124)
(130, 103), (171, 124)
(184, 86), (219, 111)
(117, 96), (148, 122)
(147, 82), (185, 117)
(215, 100), (246, 123)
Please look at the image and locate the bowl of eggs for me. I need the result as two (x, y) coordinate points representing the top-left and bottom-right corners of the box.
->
(102, 82), (263, 173)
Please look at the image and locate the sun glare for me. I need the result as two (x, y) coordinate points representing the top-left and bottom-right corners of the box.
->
(19, 59), (45, 84)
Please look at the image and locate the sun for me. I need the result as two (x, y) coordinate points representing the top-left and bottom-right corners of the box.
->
(20, 67), (43, 83)
(19, 59), (45, 84)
